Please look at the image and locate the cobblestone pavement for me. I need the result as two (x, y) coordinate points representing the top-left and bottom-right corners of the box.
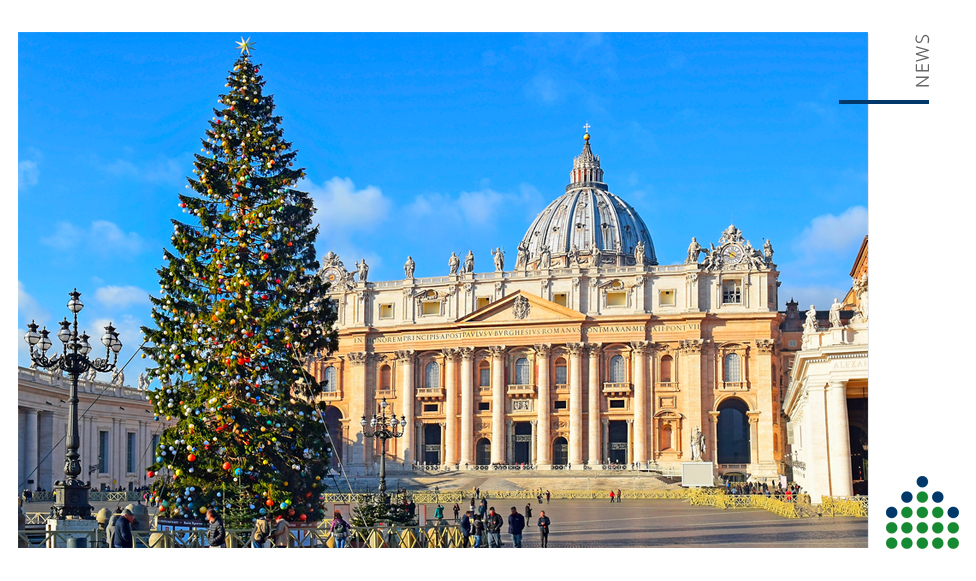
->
(423, 499), (868, 548)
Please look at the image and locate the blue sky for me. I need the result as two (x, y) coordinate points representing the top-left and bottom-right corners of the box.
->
(18, 32), (867, 379)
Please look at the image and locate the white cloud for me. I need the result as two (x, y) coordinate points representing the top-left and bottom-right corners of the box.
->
(94, 285), (150, 309)
(303, 177), (392, 233)
(409, 184), (544, 232)
(19, 160), (39, 190)
(18, 281), (49, 326)
(39, 220), (147, 259)
(101, 156), (185, 184)
(527, 74), (560, 103)
(779, 284), (851, 312)
(793, 206), (867, 257)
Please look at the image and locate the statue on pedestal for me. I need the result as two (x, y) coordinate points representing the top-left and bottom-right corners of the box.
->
(515, 241), (529, 269)
(539, 245), (551, 269)
(803, 305), (818, 334)
(404, 256), (416, 279)
(686, 237), (702, 264)
(690, 426), (706, 461)
(448, 252), (460, 275)
(491, 247), (505, 272)
(829, 298), (842, 328)
(763, 239), (774, 266)
(567, 244), (581, 267)
(356, 259), (369, 283)
(464, 250), (475, 273)
(634, 241), (645, 266)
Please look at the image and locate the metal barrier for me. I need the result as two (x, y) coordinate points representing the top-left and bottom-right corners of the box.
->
(820, 496), (868, 517)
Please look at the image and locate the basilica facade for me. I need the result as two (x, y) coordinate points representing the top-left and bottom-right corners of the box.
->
(309, 134), (789, 481)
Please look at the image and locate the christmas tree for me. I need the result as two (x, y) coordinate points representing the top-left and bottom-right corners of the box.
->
(142, 38), (338, 526)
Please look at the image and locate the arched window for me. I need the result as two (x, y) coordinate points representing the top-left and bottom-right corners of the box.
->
(323, 366), (337, 393)
(610, 355), (626, 383)
(478, 360), (490, 387)
(554, 358), (567, 386)
(425, 361), (440, 388)
(724, 353), (741, 383)
(660, 355), (673, 383)
(380, 365), (391, 391)
(515, 357), (531, 385)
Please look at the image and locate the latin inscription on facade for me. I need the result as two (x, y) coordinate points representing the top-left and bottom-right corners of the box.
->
(355, 326), (580, 345)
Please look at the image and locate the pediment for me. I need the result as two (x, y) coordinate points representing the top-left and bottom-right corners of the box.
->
(458, 291), (585, 325)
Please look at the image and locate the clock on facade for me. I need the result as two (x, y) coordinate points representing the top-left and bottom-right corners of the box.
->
(721, 244), (744, 265)
(323, 268), (342, 284)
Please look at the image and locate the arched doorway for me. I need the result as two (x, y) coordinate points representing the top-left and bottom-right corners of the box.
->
(513, 422), (532, 464)
(322, 406), (344, 468)
(717, 398), (750, 464)
(608, 420), (628, 464)
(423, 424), (442, 465)
(850, 425), (868, 495)
(552, 437), (569, 466)
(476, 438), (491, 466)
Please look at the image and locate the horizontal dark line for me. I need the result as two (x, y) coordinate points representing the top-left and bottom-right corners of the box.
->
(839, 100), (929, 104)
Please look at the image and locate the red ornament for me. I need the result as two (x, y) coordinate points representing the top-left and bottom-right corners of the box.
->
(300, 514), (307, 521)
(147, 471), (155, 478)
(187, 454), (196, 462)
(223, 462), (232, 470)
(266, 499), (274, 507)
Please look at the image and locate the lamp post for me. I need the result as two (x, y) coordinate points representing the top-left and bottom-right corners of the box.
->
(361, 398), (406, 496)
(25, 289), (122, 519)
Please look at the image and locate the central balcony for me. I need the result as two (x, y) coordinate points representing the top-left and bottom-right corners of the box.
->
(415, 387), (444, 401)
(506, 384), (536, 399)
(602, 382), (632, 396)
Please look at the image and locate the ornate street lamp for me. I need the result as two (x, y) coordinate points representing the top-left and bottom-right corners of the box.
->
(361, 398), (406, 496)
(25, 289), (122, 519)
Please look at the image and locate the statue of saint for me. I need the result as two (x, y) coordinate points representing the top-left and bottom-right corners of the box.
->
(448, 252), (460, 275)
(634, 240), (645, 266)
(763, 239), (774, 265)
(464, 250), (475, 273)
(686, 237), (702, 264)
(356, 259), (369, 283)
(491, 247), (505, 272)
(111, 369), (125, 387)
(804, 305), (818, 333)
(829, 298), (843, 328)
(404, 256), (416, 278)
(591, 244), (602, 267)
(567, 244), (581, 267)
(515, 241), (529, 269)
(690, 426), (706, 461)
(138, 372), (148, 390)
(539, 246), (551, 268)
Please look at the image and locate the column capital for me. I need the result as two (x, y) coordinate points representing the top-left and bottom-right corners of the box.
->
(679, 339), (705, 353)
(626, 419), (634, 425)
(602, 418), (609, 426)
(459, 346), (475, 361)
(507, 419), (514, 427)
(488, 345), (507, 358)
(347, 352), (369, 366)
(442, 347), (461, 361)
(746, 410), (761, 423)
(708, 411), (721, 423)
(566, 342), (585, 356)
(828, 379), (848, 390)
(586, 343), (603, 358)
(630, 340), (649, 354)
(395, 349), (416, 363)
(533, 343), (552, 357)
(530, 420), (538, 426)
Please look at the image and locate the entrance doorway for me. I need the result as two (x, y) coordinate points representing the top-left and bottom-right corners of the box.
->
(322, 406), (344, 468)
(608, 420), (628, 464)
(476, 438), (491, 466)
(423, 424), (441, 465)
(552, 437), (568, 466)
(513, 422), (532, 464)
(717, 398), (750, 464)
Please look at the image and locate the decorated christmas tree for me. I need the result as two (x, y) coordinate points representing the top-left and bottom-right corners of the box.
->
(142, 38), (338, 526)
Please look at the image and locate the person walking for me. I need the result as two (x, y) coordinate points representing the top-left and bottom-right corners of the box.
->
(206, 509), (226, 548)
(537, 511), (551, 548)
(480, 498), (488, 518)
(460, 510), (472, 547)
(434, 503), (445, 522)
(330, 510), (350, 548)
(453, 503), (460, 522)
(112, 508), (136, 548)
(617, 489), (622, 504)
(609, 490), (615, 503)
(272, 514), (290, 547)
(485, 507), (503, 547)
(251, 513), (272, 548)
(472, 514), (485, 548)
(525, 503), (532, 520)
(508, 506), (525, 548)
(545, 490), (550, 503)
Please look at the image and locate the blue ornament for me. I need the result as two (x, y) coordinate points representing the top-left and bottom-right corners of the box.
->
(280, 502), (288, 509)
(259, 508), (267, 515)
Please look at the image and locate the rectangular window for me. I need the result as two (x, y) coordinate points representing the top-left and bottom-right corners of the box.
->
(609, 399), (626, 409)
(553, 293), (568, 307)
(555, 366), (567, 385)
(421, 301), (440, 316)
(659, 289), (675, 306)
(126, 432), (137, 473)
(423, 404), (439, 413)
(152, 434), (160, 457)
(479, 368), (490, 387)
(477, 297), (490, 310)
(98, 431), (109, 474)
(379, 304), (394, 319)
(554, 400), (568, 410)
(477, 402), (490, 411)
(722, 280), (742, 304)
(606, 291), (627, 307)
(788, 340), (797, 348)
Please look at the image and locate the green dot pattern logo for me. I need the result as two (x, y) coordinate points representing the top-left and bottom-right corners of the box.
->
(886, 476), (959, 549)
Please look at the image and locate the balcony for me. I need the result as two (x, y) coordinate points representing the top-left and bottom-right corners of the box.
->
(554, 383), (569, 393)
(507, 384), (536, 399)
(720, 381), (748, 391)
(656, 382), (680, 393)
(478, 386), (492, 395)
(318, 390), (343, 402)
(602, 382), (632, 396)
(415, 387), (444, 401)
(376, 388), (395, 399)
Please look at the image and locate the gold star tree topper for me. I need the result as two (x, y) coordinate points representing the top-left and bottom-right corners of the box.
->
(236, 37), (255, 55)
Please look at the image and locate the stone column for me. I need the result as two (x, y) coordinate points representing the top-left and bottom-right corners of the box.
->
(440, 423), (446, 466)
(489, 345), (507, 464)
(586, 344), (602, 465)
(25, 409), (38, 488)
(395, 350), (416, 465)
(415, 422), (423, 464)
(747, 411), (761, 465)
(631, 341), (649, 463)
(506, 420), (514, 462)
(530, 420), (538, 465)
(567, 343), (584, 467)
(459, 347), (475, 465)
(602, 419), (609, 465)
(534, 344), (552, 466)
(708, 411), (721, 464)
(627, 419), (635, 464)
(345, 352), (370, 467)
(826, 380), (853, 496)
(443, 348), (460, 466)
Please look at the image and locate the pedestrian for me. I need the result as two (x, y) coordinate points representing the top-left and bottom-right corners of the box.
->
(525, 503), (532, 520)
(617, 489), (622, 503)
(508, 506), (525, 548)
(485, 507), (503, 547)
(206, 509), (226, 548)
(434, 503), (445, 521)
(545, 490), (550, 503)
(609, 490), (615, 503)
(329, 510), (349, 548)
(470, 497), (476, 515)
(453, 503), (460, 522)
(251, 513), (272, 548)
(112, 508), (136, 548)
(460, 510), (472, 547)
(472, 514), (485, 548)
(480, 498), (488, 518)
(537, 510), (551, 548)
(272, 514), (290, 547)
(476, 487), (481, 498)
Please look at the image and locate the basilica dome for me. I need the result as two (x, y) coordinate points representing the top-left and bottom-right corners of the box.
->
(518, 134), (657, 268)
